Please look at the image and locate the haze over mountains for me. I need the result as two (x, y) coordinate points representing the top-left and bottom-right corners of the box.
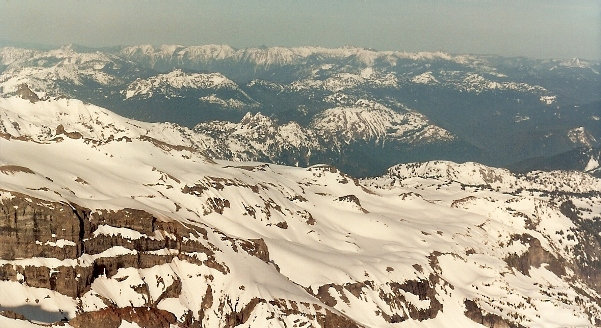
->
(0, 44), (600, 327)
(1, 44), (599, 176)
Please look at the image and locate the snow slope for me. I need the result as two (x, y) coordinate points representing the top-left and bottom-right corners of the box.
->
(0, 97), (600, 327)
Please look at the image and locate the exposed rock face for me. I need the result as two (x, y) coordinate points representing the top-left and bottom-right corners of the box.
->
(560, 200), (601, 290)
(15, 84), (40, 103)
(0, 191), (363, 327)
(464, 300), (520, 328)
(69, 306), (177, 328)
(0, 194), (82, 261)
(56, 124), (83, 139)
(504, 233), (565, 277)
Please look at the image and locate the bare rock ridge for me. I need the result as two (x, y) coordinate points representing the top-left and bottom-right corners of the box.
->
(15, 84), (40, 103)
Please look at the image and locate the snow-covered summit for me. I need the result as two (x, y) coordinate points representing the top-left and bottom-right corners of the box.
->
(567, 127), (598, 148)
(124, 69), (238, 99)
(0, 97), (213, 152)
(0, 45), (134, 97)
(559, 57), (590, 68)
(411, 71), (439, 84)
(387, 160), (601, 193)
(312, 102), (454, 145)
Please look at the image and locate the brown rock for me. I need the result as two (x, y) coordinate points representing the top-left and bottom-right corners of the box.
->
(69, 306), (176, 328)
(15, 84), (40, 103)
(464, 299), (522, 328)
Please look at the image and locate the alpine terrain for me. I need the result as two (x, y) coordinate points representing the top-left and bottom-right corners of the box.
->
(1, 45), (599, 176)
(0, 93), (600, 327)
(0, 43), (600, 328)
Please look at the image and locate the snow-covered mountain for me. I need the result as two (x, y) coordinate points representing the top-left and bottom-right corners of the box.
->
(311, 102), (454, 146)
(1, 44), (599, 176)
(0, 96), (600, 327)
(193, 112), (322, 166)
(118, 44), (455, 69)
(124, 70), (237, 99)
(0, 45), (143, 97)
(0, 97), (214, 147)
(0, 95), (457, 177)
(122, 69), (258, 111)
(193, 100), (455, 166)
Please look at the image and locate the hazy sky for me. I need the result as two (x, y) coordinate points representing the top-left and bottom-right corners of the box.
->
(1, 0), (600, 59)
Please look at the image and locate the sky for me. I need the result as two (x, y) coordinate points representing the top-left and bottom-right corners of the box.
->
(0, 0), (600, 59)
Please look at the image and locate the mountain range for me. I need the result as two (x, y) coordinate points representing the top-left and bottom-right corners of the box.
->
(1, 44), (599, 176)
(1, 44), (600, 327)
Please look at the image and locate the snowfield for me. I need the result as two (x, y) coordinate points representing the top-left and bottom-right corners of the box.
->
(0, 97), (600, 327)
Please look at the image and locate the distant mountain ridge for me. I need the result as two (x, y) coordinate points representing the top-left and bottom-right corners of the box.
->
(510, 147), (601, 177)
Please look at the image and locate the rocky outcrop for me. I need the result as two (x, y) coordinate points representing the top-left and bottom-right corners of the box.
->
(68, 306), (176, 328)
(504, 233), (565, 277)
(0, 191), (281, 325)
(560, 200), (601, 290)
(379, 278), (442, 322)
(15, 84), (40, 103)
(312, 277), (442, 324)
(0, 189), (452, 327)
(464, 300), (522, 328)
(0, 194), (82, 260)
